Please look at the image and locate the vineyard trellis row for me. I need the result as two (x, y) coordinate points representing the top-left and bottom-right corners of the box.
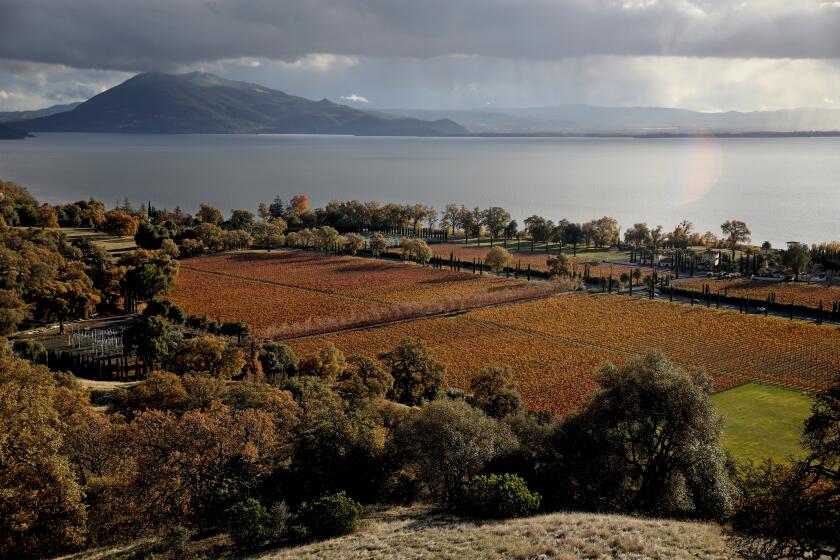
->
(292, 293), (839, 414)
(677, 278), (840, 313)
(171, 251), (569, 335)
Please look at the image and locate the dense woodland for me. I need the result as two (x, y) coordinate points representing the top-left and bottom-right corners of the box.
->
(1, 179), (838, 558)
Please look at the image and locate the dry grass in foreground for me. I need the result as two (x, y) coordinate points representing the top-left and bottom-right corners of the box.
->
(51, 506), (735, 560)
(256, 506), (735, 560)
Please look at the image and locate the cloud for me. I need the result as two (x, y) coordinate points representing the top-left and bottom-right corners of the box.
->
(3, 54), (840, 112)
(222, 55), (840, 112)
(1, 1), (839, 112)
(340, 94), (369, 103)
(0, 63), (131, 110)
(0, 89), (24, 100)
(0, 1), (839, 73)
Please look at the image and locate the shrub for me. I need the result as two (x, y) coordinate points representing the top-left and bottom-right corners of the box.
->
(547, 350), (733, 518)
(179, 238), (204, 257)
(167, 336), (245, 379)
(166, 304), (186, 324)
(142, 299), (172, 318)
(223, 498), (274, 550)
(269, 501), (291, 538)
(343, 232), (364, 255)
(288, 401), (387, 504)
(157, 525), (191, 559)
(12, 339), (47, 363)
(459, 474), (541, 518)
(135, 221), (170, 249)
(399, 238), (432, 264)
(220, 320), (250, 343)
(259, 341), (298, 379)
(159, 238), (180, 259)
(380, 471), (423, 505)
(446, 387), (466, 400)
(547, 253), (573, 277)
(297, 343), (346, 383)
(102, 209), (139, 237)
(335, 355), (393, 405)
(485, 246), (512, 273)
(369, 232), (387, 257)
(299, 491), (364, 539)
(468, 365), (523, 419)
(380, 337), (446, 406)
(186, 314), (209, 330)
(395, 399), (518, 505)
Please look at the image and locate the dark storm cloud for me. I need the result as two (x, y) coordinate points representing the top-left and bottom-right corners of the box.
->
(0, 0), (839, 72)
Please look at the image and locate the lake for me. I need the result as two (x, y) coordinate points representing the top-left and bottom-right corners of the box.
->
(1, 133), (838, 246)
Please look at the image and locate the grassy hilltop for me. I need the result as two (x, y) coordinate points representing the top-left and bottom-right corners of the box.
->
(256, 507), (735, 560)
(59, 506), (736, 560)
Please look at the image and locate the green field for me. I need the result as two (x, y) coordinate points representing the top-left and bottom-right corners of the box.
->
(454, 238), (632, 262)
(61, 227), (137, 254)
(712, 383), (813, 463)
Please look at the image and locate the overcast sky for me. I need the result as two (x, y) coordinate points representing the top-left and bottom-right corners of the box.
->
(1, 0), (839, 111)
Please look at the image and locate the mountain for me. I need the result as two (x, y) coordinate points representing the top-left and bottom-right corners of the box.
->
(0, 102), (80, 124)
(12, 72), (467, 136)
(382, 104), (840, 134)
(0, 122), (29, 139)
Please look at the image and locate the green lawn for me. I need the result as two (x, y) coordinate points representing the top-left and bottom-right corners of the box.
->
(455, 239), (632, 262)
(712, 383), (813, 464)
(60, 227), (137, 254)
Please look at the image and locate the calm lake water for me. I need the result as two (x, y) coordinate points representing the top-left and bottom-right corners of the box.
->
(1, 133), (838, 246)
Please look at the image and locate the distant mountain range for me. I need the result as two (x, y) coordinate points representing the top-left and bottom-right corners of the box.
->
(0, 102), (81, 124)
(7, 74), (840, 138)
(381, 105), (840, 134)
(10, 73), (467, 136)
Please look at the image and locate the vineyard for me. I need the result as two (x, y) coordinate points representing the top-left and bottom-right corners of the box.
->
(676, 277), (840, 311)
(170, 267), (381, 331)
(171, 251), (840, 414)
(172, 250), (569, 336)
(290, 312), (627, 415)
(467, 294), (840, 391)
(292, 293), (840, 414)
(180, 251), (536, 301)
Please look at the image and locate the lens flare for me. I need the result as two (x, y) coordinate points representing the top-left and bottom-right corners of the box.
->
(679, 133), (722, 206)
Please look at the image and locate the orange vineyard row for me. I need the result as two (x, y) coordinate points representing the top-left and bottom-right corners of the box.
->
(169, 268), (381, 331)
(467, 294), (840, 391)
(290, 315), (628, 415)
(181, 250), (537, 303)
(677, 277), (840, 310)
(293, 293), (838, 414)
(173, 251), (570, 336)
